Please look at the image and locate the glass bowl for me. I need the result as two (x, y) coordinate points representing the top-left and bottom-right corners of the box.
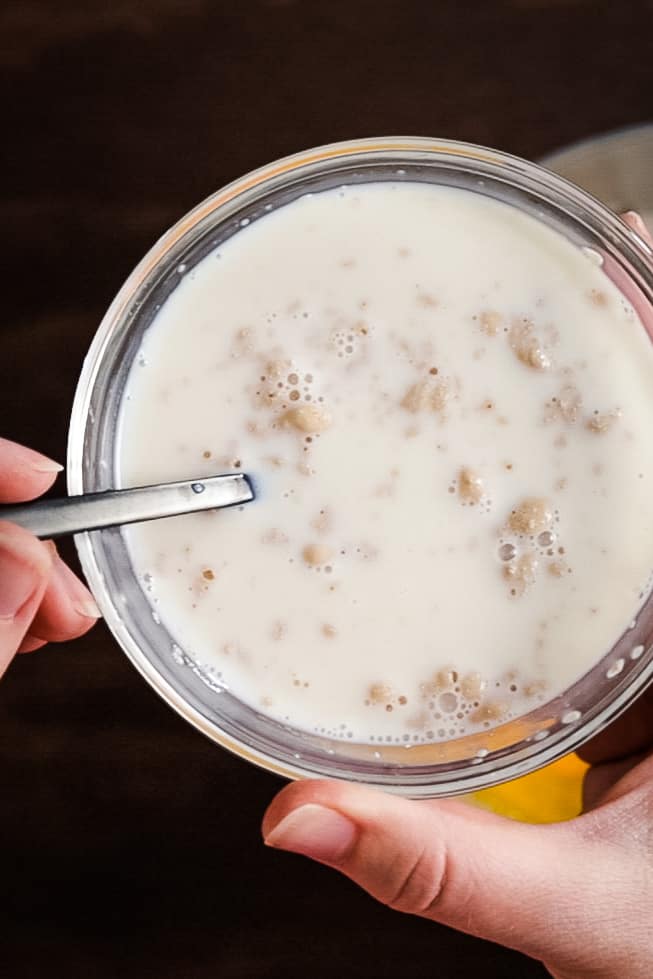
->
(68, 137), (653, 797)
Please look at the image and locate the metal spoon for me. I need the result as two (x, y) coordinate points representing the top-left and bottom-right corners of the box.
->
(0, 473), (254, 540)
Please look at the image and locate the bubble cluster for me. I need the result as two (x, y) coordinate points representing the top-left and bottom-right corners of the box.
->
(497, 500), (571, 596)
(256, 361), (323, 410)
(331, 321), (370, 359)
(361, 665), (547, 741)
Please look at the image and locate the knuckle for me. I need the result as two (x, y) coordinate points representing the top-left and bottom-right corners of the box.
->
(386, 842), (449, 916)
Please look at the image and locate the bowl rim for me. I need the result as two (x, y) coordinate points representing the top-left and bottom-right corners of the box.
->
(68, 135), (653, 796)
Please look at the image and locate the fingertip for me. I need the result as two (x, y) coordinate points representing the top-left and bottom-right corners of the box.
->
(623, 209), (645, 228)
(52, 555), (100, 619)
(622, 210), (653, 246)
(28, 555), (100, 644)
(71, 598), (102, 620)
(0, 439), (63, 503)
(262, 780), (317, 839)
(262, 779), (362, 840)
(0, 438), (63, 472)
(264, 802), (358, 864)
(17, 634), (48, 654)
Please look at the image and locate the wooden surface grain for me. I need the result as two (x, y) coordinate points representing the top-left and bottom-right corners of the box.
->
(2, 1), (651, 976)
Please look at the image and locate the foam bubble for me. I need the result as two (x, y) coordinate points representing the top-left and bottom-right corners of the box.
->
(499, 542), (516, 562)
(561, 709), (581, 724)
(606, 658), (625, 679)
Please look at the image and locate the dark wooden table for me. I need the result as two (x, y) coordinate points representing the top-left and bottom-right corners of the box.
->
(2, 2), (651, 976)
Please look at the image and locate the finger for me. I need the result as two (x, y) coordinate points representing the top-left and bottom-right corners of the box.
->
(0, 437), (63, 503)
(17, 635), (48, 653)
(263, 780), (637, 975)
(622, 210), (653, 246)
(28, 549), (100, 643)
(0, 520), (53, 677)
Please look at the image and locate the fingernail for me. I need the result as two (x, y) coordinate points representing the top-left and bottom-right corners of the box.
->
(265, 804), (358, 863)
(72, 598), (101, 619)
(31, 458), (64, 474)
(624, 210), (647, 231)
(0, 540), (41, 619)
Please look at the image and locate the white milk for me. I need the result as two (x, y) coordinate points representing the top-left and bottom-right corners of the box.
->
(117, 183), (653, 744)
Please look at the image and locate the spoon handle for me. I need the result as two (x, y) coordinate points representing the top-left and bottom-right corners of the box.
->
(0, 474), (254, 540)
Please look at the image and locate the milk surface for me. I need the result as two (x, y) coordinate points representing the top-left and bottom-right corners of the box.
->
(117, 183), (653, 744)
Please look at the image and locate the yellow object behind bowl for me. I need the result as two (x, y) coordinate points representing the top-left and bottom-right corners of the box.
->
(469, 753), (588, 823)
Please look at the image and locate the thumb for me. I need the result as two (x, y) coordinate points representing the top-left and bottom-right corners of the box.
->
(262, 779), (634, 976)
(0, 521), (53, 677)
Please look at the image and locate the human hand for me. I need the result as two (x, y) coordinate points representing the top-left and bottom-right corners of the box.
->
(0, 437), (99, 678)
(262, 695), (653, 979)
(262, 213), (653, 979)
